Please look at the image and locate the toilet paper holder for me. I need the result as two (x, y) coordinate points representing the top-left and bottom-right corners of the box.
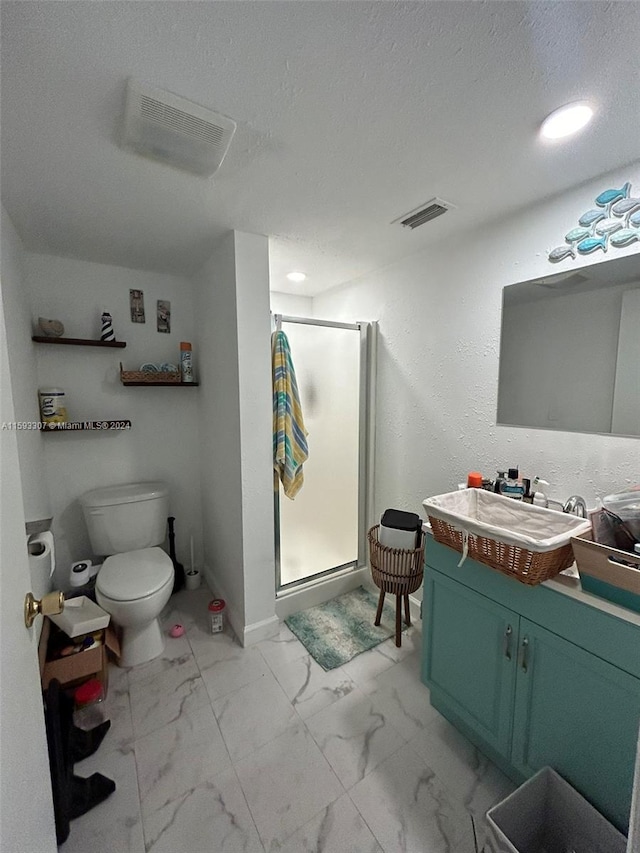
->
(24, 590), (64, 629)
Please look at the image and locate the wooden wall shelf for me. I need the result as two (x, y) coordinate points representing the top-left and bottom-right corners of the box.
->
(42, 420), (132, 432)
(32, 336), (126, 348)
(120, 380), (199, 387)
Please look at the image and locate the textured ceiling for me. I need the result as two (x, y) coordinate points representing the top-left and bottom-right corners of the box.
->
(2, 1), (639, 296)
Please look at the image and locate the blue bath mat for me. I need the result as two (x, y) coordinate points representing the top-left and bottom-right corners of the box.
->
(285, 586), (403, 670)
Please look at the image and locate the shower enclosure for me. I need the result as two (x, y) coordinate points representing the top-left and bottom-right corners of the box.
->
(273, 315), (373, 591)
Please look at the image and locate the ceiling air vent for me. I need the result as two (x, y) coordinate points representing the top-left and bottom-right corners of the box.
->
(393, 197), (455, 229)
(121, 79), (236, 177)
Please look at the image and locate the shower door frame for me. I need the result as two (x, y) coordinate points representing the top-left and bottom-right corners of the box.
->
(273, 314), (375, 594)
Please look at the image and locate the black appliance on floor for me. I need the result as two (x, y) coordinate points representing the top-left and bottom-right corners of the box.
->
(43, 679), (115, 845)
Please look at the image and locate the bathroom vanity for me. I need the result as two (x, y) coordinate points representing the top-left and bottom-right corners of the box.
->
(421, 534), (640, 834)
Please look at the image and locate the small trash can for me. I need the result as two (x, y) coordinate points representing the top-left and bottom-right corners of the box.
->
(485, 767), (627, 853)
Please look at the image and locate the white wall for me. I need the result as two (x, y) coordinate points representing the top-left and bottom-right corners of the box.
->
(194, 231), (277, 643)
(314, 165), (640, 516)
(22, 253), (203, 588)
(270, 291), (314, 317)
(0, 207), (51, 526)
(234, 231), (277, 633)
(194, 233), (245, 629)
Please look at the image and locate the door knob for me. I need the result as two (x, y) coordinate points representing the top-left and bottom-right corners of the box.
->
(24, 590), (64, 629)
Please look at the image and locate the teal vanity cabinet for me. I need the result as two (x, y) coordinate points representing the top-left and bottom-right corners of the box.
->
(426, 572), (517, 756)
(422, 537), (640, 834)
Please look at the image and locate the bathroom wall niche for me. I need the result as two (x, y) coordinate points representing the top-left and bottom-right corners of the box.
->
(497, 254), (640, 437)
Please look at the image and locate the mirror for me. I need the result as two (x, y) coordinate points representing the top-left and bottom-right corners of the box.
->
(497, 254), (640, 437)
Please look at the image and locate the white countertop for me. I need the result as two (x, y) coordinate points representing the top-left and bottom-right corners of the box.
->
(423, 521), (640, 629)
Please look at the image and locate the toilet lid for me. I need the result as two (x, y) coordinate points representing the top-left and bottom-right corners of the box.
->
(97, 547), (174, 601)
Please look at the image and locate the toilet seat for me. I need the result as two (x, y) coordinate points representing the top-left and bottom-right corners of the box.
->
(96, 547), (173, 601)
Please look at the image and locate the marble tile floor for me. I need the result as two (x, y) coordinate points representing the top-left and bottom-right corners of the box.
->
(62, 586), (516, 853)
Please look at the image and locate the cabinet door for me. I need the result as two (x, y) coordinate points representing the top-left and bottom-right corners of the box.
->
(423, 571), (517, 756)
(512, 618), (640, 833)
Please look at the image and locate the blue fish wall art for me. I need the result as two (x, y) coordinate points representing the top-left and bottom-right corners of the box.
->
(610, 229), (640, 248)
(548, 180), (637, 263)
(577, 236), (608, 255)
(565, 227), (591, 243)
(595, 182), (631, 208)
(549, 246), (576, 263)
(578, 209), (605, 227)
(595, 218), (624, 236)
(611, 197), (640, 217)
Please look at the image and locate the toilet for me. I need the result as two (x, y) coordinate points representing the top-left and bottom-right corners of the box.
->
(80, 482), (174, 667)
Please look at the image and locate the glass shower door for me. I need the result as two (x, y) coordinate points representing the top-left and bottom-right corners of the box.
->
(276, 319), (363, 589)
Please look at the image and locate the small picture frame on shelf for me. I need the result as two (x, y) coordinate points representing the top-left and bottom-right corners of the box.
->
(129, 289), (145, 323)
(157, 300), (171, 334)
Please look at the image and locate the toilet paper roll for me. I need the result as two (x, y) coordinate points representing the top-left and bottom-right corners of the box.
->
(27, 530), (55, 580)
(70, 560), (92, 587)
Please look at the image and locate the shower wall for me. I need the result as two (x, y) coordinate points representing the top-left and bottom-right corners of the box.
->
(277, 320), (361, 586)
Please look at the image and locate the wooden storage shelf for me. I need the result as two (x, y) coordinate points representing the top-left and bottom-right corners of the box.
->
(32, 336), (126, 348)
(119, 362), (197, 386)
(42, 420), (132, 432)
(120, 380), (199, 387)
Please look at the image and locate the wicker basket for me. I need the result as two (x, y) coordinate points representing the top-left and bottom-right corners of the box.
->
(428, 516), (574, 585)
(368, 525), (425, 595)
(119, 363), (180, 384)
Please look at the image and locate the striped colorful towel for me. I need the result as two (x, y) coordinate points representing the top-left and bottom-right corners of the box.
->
(272, 330), (308, 499)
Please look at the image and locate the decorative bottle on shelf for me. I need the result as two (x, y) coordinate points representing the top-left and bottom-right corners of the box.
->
(180, 342), (194, 383)
(100, 312), (115, 342)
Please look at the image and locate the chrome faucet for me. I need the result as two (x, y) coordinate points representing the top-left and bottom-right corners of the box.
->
(563, 495), (588, 518)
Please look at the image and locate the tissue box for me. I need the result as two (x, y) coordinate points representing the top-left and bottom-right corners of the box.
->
(49, 595), (110, 638)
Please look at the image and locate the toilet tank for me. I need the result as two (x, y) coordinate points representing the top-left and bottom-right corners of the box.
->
(80, 482), (169, 556)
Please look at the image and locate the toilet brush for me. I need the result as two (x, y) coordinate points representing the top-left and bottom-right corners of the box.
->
(167, 516), (185, 594)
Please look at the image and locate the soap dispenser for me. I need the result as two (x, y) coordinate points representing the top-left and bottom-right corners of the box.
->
(532, 477), (550, 508)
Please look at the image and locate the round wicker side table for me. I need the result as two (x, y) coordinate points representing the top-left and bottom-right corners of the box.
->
(368, 524), (425, 647)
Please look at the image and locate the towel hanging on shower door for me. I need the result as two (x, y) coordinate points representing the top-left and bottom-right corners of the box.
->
(272, 329), (308, 499)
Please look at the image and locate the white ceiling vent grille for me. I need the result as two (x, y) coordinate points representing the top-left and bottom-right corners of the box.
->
(392, 197), (455, 229)
(121, 80), (236, 177)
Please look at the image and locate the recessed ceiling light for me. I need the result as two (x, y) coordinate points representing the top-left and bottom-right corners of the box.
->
(540, 102), (593, 140)
(286, 272), (307, 283)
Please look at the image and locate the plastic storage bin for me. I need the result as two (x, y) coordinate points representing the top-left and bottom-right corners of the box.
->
(73, 678), (107, 731)
(379, 509), (422, 550)
(573, 526), (640, 614)
(485, 766), (627, 853)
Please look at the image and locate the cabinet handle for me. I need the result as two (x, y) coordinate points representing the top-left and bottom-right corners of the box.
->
(503, 624), (513, 660)
(520, 636), (529, 672)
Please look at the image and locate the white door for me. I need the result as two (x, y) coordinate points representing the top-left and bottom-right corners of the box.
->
(0, 278), (57, 852)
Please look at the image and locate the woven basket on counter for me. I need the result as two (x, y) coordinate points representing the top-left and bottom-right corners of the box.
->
(427, 516), (575, 585)
(119, 363), (180, 384)
(368, 524), (425, 596)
